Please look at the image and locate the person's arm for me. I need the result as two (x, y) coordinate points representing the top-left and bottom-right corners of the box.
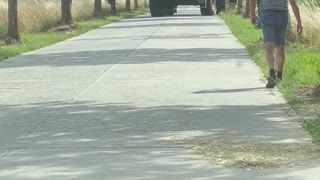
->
(249, 0), (258, 25)
(289, 0), (303, 34)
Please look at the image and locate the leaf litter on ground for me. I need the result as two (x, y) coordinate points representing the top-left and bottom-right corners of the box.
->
(164, 134), (320, 170)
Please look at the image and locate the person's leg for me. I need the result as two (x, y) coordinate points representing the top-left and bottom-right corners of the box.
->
(275, 46), (285, 80)
(261, 21), (277, 88)
(274, 11), (289, 80)
(265, 43), (276, 70)
(265, 42), (277, 88)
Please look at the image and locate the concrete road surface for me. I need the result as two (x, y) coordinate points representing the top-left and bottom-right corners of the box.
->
(0, 6), (319, 180)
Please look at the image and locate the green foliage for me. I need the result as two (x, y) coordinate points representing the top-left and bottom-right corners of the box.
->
(304, 119), (320, 145)
(285, 47), (320, 87)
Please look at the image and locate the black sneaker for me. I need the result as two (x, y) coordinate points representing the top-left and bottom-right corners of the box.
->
(266, 77), (277, 88)
(276, 71), (283, 81)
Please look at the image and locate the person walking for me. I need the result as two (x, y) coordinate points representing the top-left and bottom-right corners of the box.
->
(249, 0), (303, 88)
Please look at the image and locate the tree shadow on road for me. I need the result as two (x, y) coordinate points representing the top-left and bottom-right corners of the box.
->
(117, 15), (206, 23)
(100, 22), (224, 29)
(0, 47), (250, 69)
(0, 101), (317, 180)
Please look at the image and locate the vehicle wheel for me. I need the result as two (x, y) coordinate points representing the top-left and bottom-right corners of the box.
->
(216, 0), (226, 14)
(201, 0), (214, 16)
(150, 0), (165, 17)
(166, 7), (175, 16)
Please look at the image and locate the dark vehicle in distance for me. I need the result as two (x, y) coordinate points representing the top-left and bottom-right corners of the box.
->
(149, 0), (231, 17)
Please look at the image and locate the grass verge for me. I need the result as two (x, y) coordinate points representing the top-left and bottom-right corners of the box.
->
(220, 10), (320, 144)
(304, 119), (320, 145)
(0, 9), (148, 61)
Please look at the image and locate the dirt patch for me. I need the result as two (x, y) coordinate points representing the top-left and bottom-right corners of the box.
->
(165, 134), (320, 170)
(313, 85), (320, 96)
(295, 85), (320, 104)
(48, 24), (78, 34)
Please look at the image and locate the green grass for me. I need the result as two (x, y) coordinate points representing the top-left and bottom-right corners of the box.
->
(0, 9), (148, 61)
(221, 10), (320, 144)
(299, 0), (320, 8)
(304, 119), (320, 145)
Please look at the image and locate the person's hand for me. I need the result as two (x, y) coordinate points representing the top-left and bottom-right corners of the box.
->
(297, 23), (303, 34)
(251, 14), (258, 26)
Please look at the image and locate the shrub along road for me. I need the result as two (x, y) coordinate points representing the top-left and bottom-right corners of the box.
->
(0, 6), (319, 180)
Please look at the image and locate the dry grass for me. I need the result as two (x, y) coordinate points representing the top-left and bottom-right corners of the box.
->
(0, 0), (147, 38)
(165, 134), (320, 170)
(289, 5), (320, 46)
(0, 1), (6, 38)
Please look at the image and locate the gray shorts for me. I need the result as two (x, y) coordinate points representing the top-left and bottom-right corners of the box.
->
(260, 10), (289, 46)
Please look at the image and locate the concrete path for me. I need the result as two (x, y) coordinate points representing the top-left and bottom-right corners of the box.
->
(0, 6), (319, 180)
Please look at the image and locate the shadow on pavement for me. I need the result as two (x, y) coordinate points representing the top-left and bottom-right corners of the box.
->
(0, 101), (313, 179)
(70, 33), (232, 41)
(101, 22), (224, 29)
(193, 87), (266, 94)
(118, 15), (205, 23)
(0, 48), (249, 69)
(0, 10), (314, 179)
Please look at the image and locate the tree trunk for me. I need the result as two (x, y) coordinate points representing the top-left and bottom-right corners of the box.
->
(225, 0), (229, 10)
(245, 0), (250, 17)
(126, 0), (131, 12)
(7, 0), (20, 44)
(61, 0), (73, 25)
(108, 0), (117, 15)
(144, 0), (147, 8)
(237, 0), (243, 14)
(134, 0), (138, 10)
(257, 0), (261, 16)
(94, 0), (102, 17)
